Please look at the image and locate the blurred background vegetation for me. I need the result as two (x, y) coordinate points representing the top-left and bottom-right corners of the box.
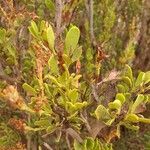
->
(0, 0), (150, 149)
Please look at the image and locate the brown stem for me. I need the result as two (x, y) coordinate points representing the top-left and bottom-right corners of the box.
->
(55, 0), (63, 36)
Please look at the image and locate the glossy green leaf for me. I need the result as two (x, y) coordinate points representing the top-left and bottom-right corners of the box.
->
(71, 46), (82, 62)
(124, 64), (133, 81)
(138, 117), (150, 124)
(62, 54), (72, 67)
(74, 140), (83, 150)
(131, 94), (145, 113)
(108, 99), (122, 110)
(28, 21), (39, 37)
(35, 118), (51, 128)
(123, 123), (139, 130)
(42, 104), (52, 116)
(95, 105), (111, 122)
(48, 54), (59, 75)
(22, 83), (37, 96)
(86, 48), (93, 61)
(116, 93), (126, 104)
(122, 76), (132, 88)
(45, 0), (55, 11)
(65, 26), (80, 55)
(74, 102), (88, 109)
(45, 75), (62, 87)
(125, 114), (139, 123)
(135, 72), (145, 87)
(46, 125), (57, 134)
(93, 139), (101, 150)
(67, 101), (87, 112)
(39, 20), (46, 33)
(7, 45), (16, 59)
(84, 138), (94, 149)
(116, 84), (126, 93)
(47, 25), (55, 52)
(44, 83), (52, 98)
(68, 89), (78, 103)
(0, 28), (6, 43)
(66, 102), (76, 111)
(144, 71), (150, 84)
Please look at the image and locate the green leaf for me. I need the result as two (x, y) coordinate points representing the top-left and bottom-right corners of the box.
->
(135, 72), (145, 87)
(67, 101), (87, 112)
(74, 102), (88, 110)
(108, 100), (122, 111)
(71, 46), (82, 62)
(124, 64), (133, 81)
(7, 45), (16, 59)
(31, 21), (38, 32)
(28, 21), (39, 37)
(48, 54), (59, 75)
(125, 114), (139, 123)
(123, 123), (139, 130)
(116, 84), (126, 93)
(40, 20), (46, 33)
(93, 139), (101, 150)
(35, 118), (51, 128)
(39, 21), (48, 41)
(74, 140), (83, 150)
(45, 75), (62, 87)
(62, 64), (70, 78)
(46, 125), (57, 134)
(57, 72), (67, 85)
(65, 26), (80, 55)
(66, 102), (76, 111)
(131, 94), (145, 113)
(47, 25), (55, 52)
(68, 89), (78, 103)
(62, 54), (72, 67)
(22, 83), (37, 96)
(44, 83), (52, 98)
(122, 76), (132, 88)
(138, 117), (150, 124)
(95, 105), (111, 122)
(144, 71), (150, 84)
(84, 138), (94, 149)
(86, 48), (93, 61)
(116, 93), (126, 104)
(45, 0), (55, 11)
(0, 28), (6, 43)
(42, 103), (52, 116)
(72, 74), (82, 88)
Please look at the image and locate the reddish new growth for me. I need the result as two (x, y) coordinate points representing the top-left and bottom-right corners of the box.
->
(8, 118), (25, 133)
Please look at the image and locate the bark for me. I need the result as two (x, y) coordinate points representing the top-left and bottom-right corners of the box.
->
(134, 0), (150, 71)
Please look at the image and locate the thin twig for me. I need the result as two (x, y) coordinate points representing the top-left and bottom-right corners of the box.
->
(89, 0), (97, 47)
(55, 0), (63, 36)
(89, 0), (94, 41)
(91, 84), (99, 102)
(55, 25), (66, 39)
(66, 133), (71, 150)
(85, 0), (90, 18)
(27, 114), (31, 150)
(80, 113), (91, 132)
(43, 142), (53, 150)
